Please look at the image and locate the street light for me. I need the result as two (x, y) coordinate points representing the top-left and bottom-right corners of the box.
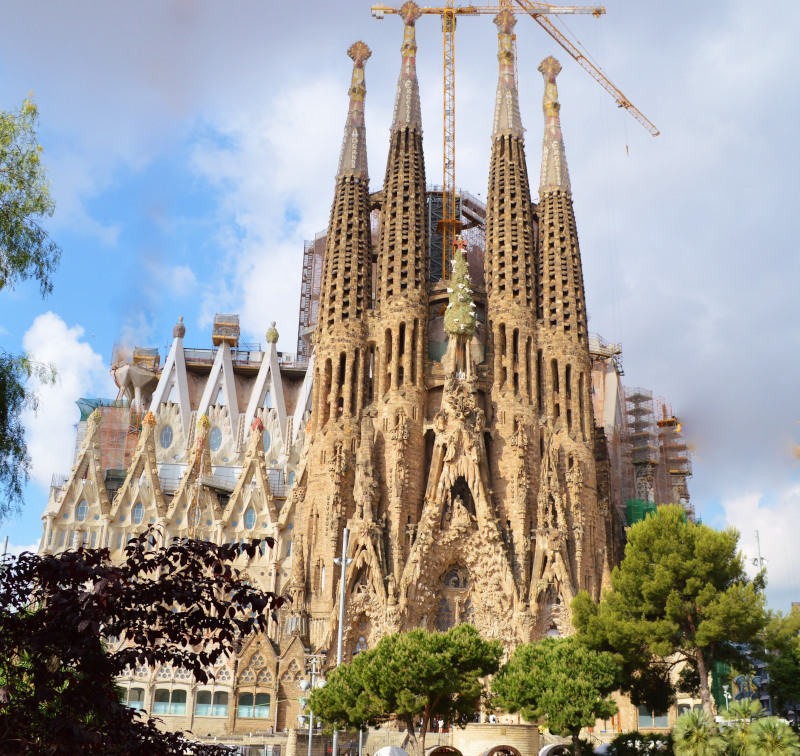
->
(331, 528), (353, 756)
(302, 654), (327, 756)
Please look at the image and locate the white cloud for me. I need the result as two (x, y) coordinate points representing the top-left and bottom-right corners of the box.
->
(722, 488), (800, 613)
(22, 313), (117, 488)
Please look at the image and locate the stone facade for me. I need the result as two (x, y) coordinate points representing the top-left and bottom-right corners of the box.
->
(291, 8), (615, 660)
(38, 3), (634, 742)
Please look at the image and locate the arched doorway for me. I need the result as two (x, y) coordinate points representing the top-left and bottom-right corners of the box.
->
(481, 746), (523, 756)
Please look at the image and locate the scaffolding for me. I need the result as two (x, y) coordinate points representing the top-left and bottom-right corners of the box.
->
(296, 188), (486, 361)
(624, 387), (659, 503)
(212, 314), (240, 347)
(655, 398), (694, 521)
(427, 186), (486, 285)
(75, 398), (142, 474)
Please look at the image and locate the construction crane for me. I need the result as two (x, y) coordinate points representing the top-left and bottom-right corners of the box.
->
(372, 1), (659, 278)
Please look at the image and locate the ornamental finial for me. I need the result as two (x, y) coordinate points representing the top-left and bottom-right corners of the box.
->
(492, 9), (524, 140)
(538, 56), (571, 193)
(337, 42), (371, 179)
(392, 2), (423, 132)
(173, 316), (186, 339)
(266, 321), (279, 344)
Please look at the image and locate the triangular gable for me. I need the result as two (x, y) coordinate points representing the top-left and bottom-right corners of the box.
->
(290, 351), (315, 449)
(110, 412), (167, 520)
(42, 408), (113, 549)
(222, 418), (279, 527)
(243, 342), (287, 450)
(197, 343), (239, 436)
(148, 335), (191, 439)
(165, 415), (220, 529)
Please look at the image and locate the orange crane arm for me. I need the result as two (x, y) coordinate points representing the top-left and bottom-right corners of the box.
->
(372, 4), (604, 16)
(517, 4), (660, 135)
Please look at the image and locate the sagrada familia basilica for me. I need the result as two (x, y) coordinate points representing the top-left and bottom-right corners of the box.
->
(38, 1), (690, 741)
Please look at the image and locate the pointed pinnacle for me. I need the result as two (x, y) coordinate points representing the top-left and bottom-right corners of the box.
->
(392, 1), (423, 131)
(338, 41), (371, 180)
(538, 56), (571, 193)
(492, 8), (524, 140)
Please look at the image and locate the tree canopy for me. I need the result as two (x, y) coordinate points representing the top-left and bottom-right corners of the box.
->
(492, 636), (619, 756)
(1, 95), (61, 520)
(764, 610), (800, 720)
(573, 505), (766, 720)
(308, 624), (502, 756)
(0, 530), (283, 755)
(0, 350), (55, 519)
(673, 706), (800, 756)
(1, 96), (60, 296)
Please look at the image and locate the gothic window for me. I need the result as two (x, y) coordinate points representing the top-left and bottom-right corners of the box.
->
(76, 500), (88, 522)
(209, 427), (223, 451)
(154, 689), (186, 716)
(462, 598), (475, 625)
(435, 598), (453, 631)
(354, 636), (368, 656)
(160, 425), (173, 449)
(239, 692), (271, 718)
(212, 692), (229, 717)
(195, 690), (212, 717)
(240, 668), (256, 684)
(156, 665), (172, 681)
(244, 507), (256, 530)
(250, 652), (266, 668)
(132, 502), (145, 525)
(257, 669), (273, 686)
(126, 687), (145, 710)
(263, 431), (271, 453)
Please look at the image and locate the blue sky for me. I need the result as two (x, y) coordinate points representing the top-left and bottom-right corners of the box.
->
(2, 0), (800, 610)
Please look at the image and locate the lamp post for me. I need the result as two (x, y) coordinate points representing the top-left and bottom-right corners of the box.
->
(331, 527), (352, 756)
(301, 654), (327, 756)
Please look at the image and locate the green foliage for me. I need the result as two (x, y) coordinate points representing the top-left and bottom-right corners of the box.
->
(744, 717), (800, 755)
(0, 96), (61, 296)
(0, 350), (55, 519)
(492, 636), (619, 755)
(607, 730), (674, 756)
(309, 625), (502, 756)
(1, 95), (61, 521)
(673, 710), (726, 756)
(0, 530), (280, 754)
(721, 699), (765, 755)
(765, 611), (800, 719)
(573, 505), (766, 717)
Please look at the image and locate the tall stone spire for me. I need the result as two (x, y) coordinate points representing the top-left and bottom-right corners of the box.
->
(314, 41), (374, 428)
(484, 8), (536, 311)
(483, 8), (539, 588)
(492, 9), (524, 140)
(337, 41), (371, 180)
(374, 1), (429, 583)
(377, 1), (428, 309)
(391, 1), (422, 132)
(538, 56), (571, 193)
(534, 57), (599, 616)
(536, 55), (585, 342)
